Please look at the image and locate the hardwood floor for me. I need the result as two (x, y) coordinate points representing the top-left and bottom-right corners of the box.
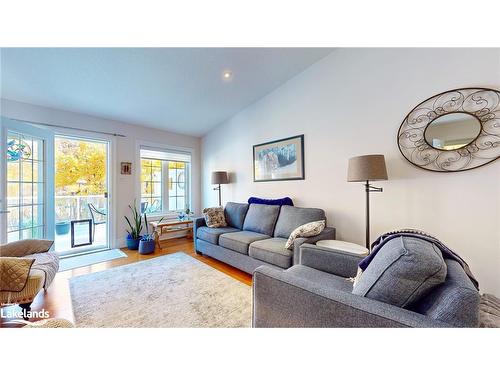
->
(0, 237), (252, 327)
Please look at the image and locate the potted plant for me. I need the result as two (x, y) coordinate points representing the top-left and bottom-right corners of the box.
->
(55, 221), (70, 235)
(124, 201), (143, 250)
(138, 213), (157, 255)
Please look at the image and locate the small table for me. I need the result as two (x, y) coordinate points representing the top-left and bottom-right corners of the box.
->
(315, 240), (369, 256)
(149, 219), (193, 250)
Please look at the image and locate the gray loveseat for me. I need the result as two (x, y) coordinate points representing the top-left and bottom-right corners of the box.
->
(253, 237), (480, 328)
(194, 202), (335, 274)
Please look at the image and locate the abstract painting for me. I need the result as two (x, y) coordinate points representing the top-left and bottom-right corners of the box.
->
(253, 135), (304, 182)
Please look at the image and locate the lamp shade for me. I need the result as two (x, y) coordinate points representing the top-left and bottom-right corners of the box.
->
(211, 171), (229, 184)
(347, 155), (388, 182)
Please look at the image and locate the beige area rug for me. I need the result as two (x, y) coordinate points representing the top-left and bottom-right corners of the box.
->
(69, 252), (252, 328)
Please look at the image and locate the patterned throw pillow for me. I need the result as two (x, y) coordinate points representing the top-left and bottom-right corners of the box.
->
(202, 207), (227, 228)
(285, 220), (325, 250)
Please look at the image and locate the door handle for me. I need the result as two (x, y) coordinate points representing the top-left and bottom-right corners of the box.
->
(0, 211), (10, 214)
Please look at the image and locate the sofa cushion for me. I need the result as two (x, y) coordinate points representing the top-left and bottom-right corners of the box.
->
(274, 206), (326, 239)
(196, 226), (240, 245)
(411, 259), (480, 327)
(202, 207), (227, 228)
(219, 231), (270, 255)
(224, 202), (249, 230)
(242, 204), (280, 236)
(249, 238), (293, 268)
(352, 236), (447, 308)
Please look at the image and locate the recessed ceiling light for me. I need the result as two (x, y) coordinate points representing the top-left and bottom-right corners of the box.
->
(222, 70), (233, 81)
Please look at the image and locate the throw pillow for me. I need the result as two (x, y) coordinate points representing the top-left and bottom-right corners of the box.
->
(202, 207), (227, 228)
(248, 197), (294, 206)
(285, 220), (325, 250)
(352, 236), (447, 308)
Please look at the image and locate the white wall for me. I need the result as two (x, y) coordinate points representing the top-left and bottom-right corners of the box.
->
(1, 99), (201, 248)
(202, 48), (500, 295)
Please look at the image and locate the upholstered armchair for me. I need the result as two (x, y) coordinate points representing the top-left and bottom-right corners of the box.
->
(0, 239), (59, 317)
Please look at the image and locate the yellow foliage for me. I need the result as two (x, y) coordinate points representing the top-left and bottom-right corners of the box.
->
(55, 139), (106, 195)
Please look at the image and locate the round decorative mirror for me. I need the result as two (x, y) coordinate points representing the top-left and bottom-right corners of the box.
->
(398, 87), (500, 172)
(424, 113), (481, 151)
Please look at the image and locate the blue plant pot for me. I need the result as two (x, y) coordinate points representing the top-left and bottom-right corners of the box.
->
(126, 235), (142, 250)
(138, 239), (155, 255)
(56, 221), (70, 235)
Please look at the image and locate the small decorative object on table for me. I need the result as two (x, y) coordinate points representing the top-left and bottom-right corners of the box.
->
(315, 240), (369, 256)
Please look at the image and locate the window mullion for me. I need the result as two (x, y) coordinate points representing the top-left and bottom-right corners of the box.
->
(163, 161), (169, 212)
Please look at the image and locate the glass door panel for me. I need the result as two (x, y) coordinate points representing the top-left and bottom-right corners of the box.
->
(54, 136), (109, 255)
(1, 118), (54, 244)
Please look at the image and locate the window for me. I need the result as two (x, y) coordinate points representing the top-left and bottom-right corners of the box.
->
(140, 147), (191, 214)
(6, 131), (45, 242)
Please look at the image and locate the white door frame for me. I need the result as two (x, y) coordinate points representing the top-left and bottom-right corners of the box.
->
(0, 117), (55, 243)
(53, 130), (116, 253)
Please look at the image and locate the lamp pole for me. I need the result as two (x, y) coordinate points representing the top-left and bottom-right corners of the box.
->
(365, 180), (383, 249)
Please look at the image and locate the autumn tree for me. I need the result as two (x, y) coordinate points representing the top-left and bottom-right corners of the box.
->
(55, 139), (106, 195)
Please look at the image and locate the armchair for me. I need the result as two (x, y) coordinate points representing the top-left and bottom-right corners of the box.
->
(253, 241), (479, 328)
(0, 239), (59, 318)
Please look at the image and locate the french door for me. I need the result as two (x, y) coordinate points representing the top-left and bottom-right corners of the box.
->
(1, 118), (113, 254)
(0, 118), (55, 244)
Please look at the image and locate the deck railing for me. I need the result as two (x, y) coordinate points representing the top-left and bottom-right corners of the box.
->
(55, 195), (106, 222)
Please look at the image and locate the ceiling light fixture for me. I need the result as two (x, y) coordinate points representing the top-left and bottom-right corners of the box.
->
(222, 70), (233, 81)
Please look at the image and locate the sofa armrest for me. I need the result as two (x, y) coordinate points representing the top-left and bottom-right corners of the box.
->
(292, 227), (336, 264)
(193, 216), (206, 239)
(0, 239), (54, 258)
(252, 266), (449, 328)
(299, 243), (363, 278)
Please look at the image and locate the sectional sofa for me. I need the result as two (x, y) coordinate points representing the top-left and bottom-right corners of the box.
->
(194, 202), (335, 274)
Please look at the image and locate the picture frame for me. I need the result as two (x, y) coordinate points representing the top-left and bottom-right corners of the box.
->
(121, 162), (132, 175)
(253, 134), (305, 182)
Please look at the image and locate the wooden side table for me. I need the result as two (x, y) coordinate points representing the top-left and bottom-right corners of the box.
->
(149, 219), (193, 249)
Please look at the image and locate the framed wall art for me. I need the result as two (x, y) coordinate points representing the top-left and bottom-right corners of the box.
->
(253, 134), (304, 182)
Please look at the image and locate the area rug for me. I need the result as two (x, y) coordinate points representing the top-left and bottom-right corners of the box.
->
(69, 252), (252, 327)
(59, 249), (127, 272)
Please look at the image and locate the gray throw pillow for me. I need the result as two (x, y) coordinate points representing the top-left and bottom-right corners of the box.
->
(352, 236), (447, 308)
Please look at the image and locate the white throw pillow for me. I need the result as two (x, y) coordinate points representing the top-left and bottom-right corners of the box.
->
(285, 220), (326, 250)
(202, 206), (227, 228)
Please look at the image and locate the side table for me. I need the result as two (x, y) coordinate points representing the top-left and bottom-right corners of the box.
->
(315, 240), (369, 256)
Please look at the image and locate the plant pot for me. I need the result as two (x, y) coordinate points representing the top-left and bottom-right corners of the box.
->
(138, 239), (155, 255)
(126, 235), (142, 250)
(56, 221), (70, 235)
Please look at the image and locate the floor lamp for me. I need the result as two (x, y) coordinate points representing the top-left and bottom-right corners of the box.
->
(211, 171), (229, 206)
(347, 155), (388, 250)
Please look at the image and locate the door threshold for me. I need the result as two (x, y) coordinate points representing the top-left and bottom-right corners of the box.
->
(58, 247), (113, 259)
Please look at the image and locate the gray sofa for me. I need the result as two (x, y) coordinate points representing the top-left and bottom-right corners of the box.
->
(253, 237), (480, 328)
(194, 202), (335, 274)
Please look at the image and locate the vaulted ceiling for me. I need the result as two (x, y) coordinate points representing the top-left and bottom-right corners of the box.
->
(1, 48), (332, 136)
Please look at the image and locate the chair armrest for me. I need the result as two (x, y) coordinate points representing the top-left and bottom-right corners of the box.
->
(299, 243), (364, 278)
(292, 227), (336, 264)
(193, 216), (206, 239)
(252, 266), (449, 328)
(0, 239), (54, 258)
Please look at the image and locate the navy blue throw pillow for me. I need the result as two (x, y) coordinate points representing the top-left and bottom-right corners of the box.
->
(247, 197), (294, 206)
